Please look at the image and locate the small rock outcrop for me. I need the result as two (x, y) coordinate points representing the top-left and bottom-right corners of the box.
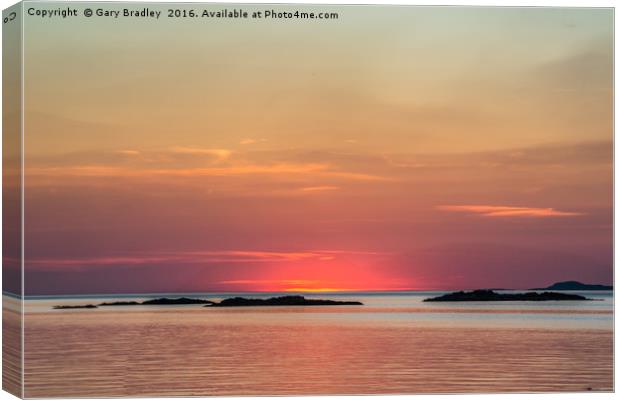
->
(53, 304), (98, 309)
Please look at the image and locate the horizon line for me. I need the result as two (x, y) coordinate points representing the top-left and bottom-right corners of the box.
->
(6, 285), (614, 299)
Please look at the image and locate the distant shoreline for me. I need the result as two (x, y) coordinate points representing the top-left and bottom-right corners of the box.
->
(10, 281), (613, 300)
(51, 295), (363, 310)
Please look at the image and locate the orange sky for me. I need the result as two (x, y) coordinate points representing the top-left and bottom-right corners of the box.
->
(17, 5), (612, 294)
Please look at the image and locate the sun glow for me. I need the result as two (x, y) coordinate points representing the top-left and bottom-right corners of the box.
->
(283, 287), (356, 293)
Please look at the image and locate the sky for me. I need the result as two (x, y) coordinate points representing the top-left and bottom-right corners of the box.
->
(17, 5), (613, 295)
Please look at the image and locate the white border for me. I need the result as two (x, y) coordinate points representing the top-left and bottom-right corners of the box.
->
(0, 1), (616, 400)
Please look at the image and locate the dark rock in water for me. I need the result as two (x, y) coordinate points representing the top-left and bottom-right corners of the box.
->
(99, 301), (141, 306)
(210, 295), (363, 307)
(53, 304), (98, 309)
(530, 281), (612, 291)
(141, 297), (214, 305)
(99, 298), (214, 306)
(424, 289), (590, 302)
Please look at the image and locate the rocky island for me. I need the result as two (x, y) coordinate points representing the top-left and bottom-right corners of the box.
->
(53, 304), (98, 309)
(424, 290), (590, 302)
(54, 297), (215, 309)
(99, 297), (214, 306)
(98, 301), (141, 306)
(209, 295), (363, 307)
(142, 297), (215, 305)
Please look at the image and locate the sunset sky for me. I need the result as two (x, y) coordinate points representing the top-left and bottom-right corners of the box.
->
(18, 5), (612, 295)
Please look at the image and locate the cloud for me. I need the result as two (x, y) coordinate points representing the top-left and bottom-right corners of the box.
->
(26, 163), (326, 177)
(533, 45), (612, 93)
(25, 162), (392, 182)
(19, 141), (610, 200)
(23, 249), (379, 270)
(217, 279), (358, 292)
(219, 279), (317, 286)
(300, 186), (340, 192)
(239, 138), (267, 145)
(169, 146), (232, 161)
(117, 150), (141, 156)
(436, 205), (585, 217)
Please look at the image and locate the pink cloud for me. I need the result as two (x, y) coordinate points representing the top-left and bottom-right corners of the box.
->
(218, 279), (317, 286)
(23, 249), (381, 270)
(437, 205), (585, 217)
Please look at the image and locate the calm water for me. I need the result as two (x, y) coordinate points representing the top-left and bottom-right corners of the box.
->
(11, 291), (614, 397)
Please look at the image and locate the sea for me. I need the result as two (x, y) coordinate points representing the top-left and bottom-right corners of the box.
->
(4, 290), (613, 397)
